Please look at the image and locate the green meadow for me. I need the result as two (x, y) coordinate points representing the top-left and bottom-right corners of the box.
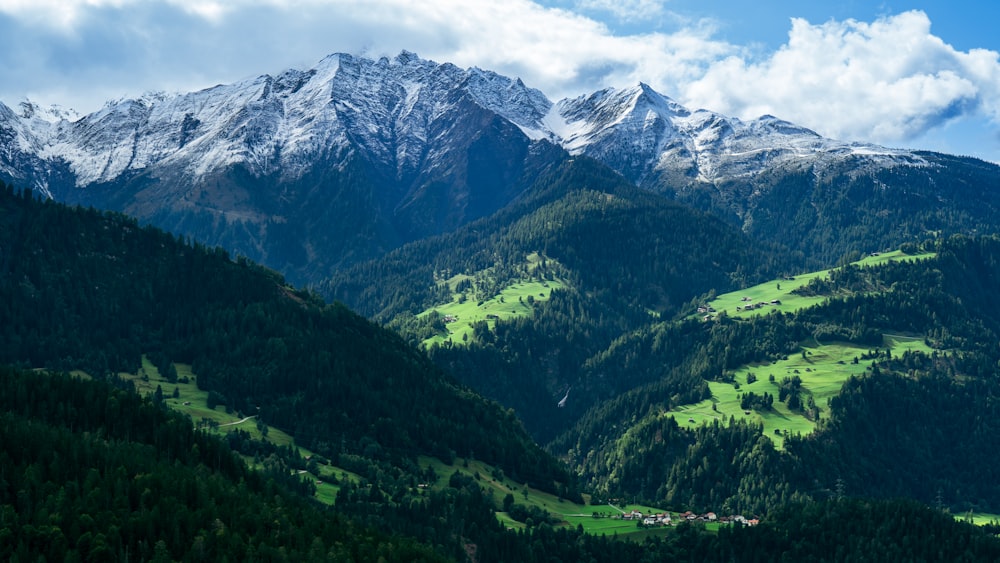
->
(420, 253), (567, 347)
(419, 455), (679, 538)
(672, 333), (934, 448)
(957, 512), (1000, 527)
(119, 357), (362, 504)
(676, 249), (937, 447)
(695, 249), (936, 321)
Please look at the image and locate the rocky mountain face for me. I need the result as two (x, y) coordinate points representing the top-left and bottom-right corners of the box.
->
(2, 51), (999, 281)
(0, 52), (563, 283)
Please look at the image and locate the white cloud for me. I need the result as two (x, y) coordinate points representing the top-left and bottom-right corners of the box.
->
(0, 0), (129, 28)
(0, 2), (998, 159)
(681, 10), (1000, 144)
(576, 0), (666, 22)
(0, 0), (734, 111)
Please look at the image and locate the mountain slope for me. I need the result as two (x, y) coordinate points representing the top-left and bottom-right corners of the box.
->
(551, 84), (1000, 265)
(549, 236), (1000, 515)
(5, 52), (1000, 285)
(0, 52), (564, 285)
(324, 157), (790, 441)
(0, 180), (572, 495)
(0, 366), (446, 562)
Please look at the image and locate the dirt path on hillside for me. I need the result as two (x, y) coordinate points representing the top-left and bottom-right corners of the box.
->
(219, 415), (256, 427)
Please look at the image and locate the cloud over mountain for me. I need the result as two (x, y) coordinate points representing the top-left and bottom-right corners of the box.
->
(1, 2), (998, 159)
(682, 11), (1000, 144)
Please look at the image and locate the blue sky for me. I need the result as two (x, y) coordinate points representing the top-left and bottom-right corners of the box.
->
(2, 1), (998, 162)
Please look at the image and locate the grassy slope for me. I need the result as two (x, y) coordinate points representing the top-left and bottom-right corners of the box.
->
(419, 455), (691, 538)
(120, 359), (679, 536)
(960, 512), (1000, 526)
(694, 250), (936, 321)
(672, 335), (933, 448)
(420, 253), (567, 347)
(119, 358), (362, 503)
(675, 250), (938, 448)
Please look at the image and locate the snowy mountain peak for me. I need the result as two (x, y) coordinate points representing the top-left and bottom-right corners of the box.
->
(393, 49), (422, 65)
(549, 84), (691, 159)
(18, 100), (80, 124)
(2, 50), (920, 198)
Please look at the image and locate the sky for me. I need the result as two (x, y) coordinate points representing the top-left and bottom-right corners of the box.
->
(1, 1), (999, 162)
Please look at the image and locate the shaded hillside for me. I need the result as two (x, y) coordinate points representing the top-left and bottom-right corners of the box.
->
(3, 180), (1000, 561)
(664, 152), (1000, 267)
(550, 236), (1000, 515)
(324, 158), (791, 442)
(0, 367), (443, 562)
(5, 360), (998, 561)
(0, 181), (572, 494)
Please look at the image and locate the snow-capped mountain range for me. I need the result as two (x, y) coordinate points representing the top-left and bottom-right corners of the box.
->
(2, 50), (911, 199)
(0, 50), (991, 283)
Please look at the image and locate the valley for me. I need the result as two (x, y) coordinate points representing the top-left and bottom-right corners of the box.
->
(3, 47), (1000, 560)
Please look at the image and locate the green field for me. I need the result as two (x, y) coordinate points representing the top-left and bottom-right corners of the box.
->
(672, 333), (934, 448)
(101, 357), (721, 534)
(695, 250), (936, 321)
(420, 253), (567, 347)
(675, 249), (937, 447)
(419, 456), (684, 538)
(119, 357), (362, 504)
(113, 359), (677, 527)
(420, 278), (564, 347)
(956, 512), (1000, 527)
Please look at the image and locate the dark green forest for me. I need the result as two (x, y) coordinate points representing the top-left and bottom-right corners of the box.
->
(325, 158), (791, 441)
(550, 236), (1000, 516)
(0, 182), (571, 494)
(4, 181), (1000, 560)
(5, 366), (998, 561)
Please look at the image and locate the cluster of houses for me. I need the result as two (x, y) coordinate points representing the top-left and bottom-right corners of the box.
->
(697, 297), (783, 322)
(621, 510), (671, 526)
(696, 305), (717, 322)
(735, 297), (781, 313)
(620, 509), (759, 528)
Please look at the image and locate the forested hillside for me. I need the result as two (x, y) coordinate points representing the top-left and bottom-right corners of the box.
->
(551, 236), (1000, 516)
(0, 182), (571, 494)
(3, 180), (1000, 560)
(324, 157), (791, 441)
(665, 152), (1000, 268)
(5, 365), (998, 561)
(0, 367), (445, 562)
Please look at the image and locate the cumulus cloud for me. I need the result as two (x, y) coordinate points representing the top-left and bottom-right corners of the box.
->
(681, 10), (1000, 144)
(0, 2), (998, 158)
(576, 0), (666, 22)
(0, 0), (732, 111)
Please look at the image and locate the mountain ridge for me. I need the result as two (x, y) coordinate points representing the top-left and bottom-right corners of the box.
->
(5, 50), (918, 196)
(4, 50), (976, 285)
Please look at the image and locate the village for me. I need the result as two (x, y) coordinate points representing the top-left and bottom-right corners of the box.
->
(613, 508), (760, 529)
(698, 296), (782, 321)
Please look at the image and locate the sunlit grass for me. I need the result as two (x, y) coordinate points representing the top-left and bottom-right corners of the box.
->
(117, 357), (361, 505)
(672, 333), (937, 448)
(419, 253), (569, 347)
(419, 455), (679, 537)
(695, 249), (936, 321)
